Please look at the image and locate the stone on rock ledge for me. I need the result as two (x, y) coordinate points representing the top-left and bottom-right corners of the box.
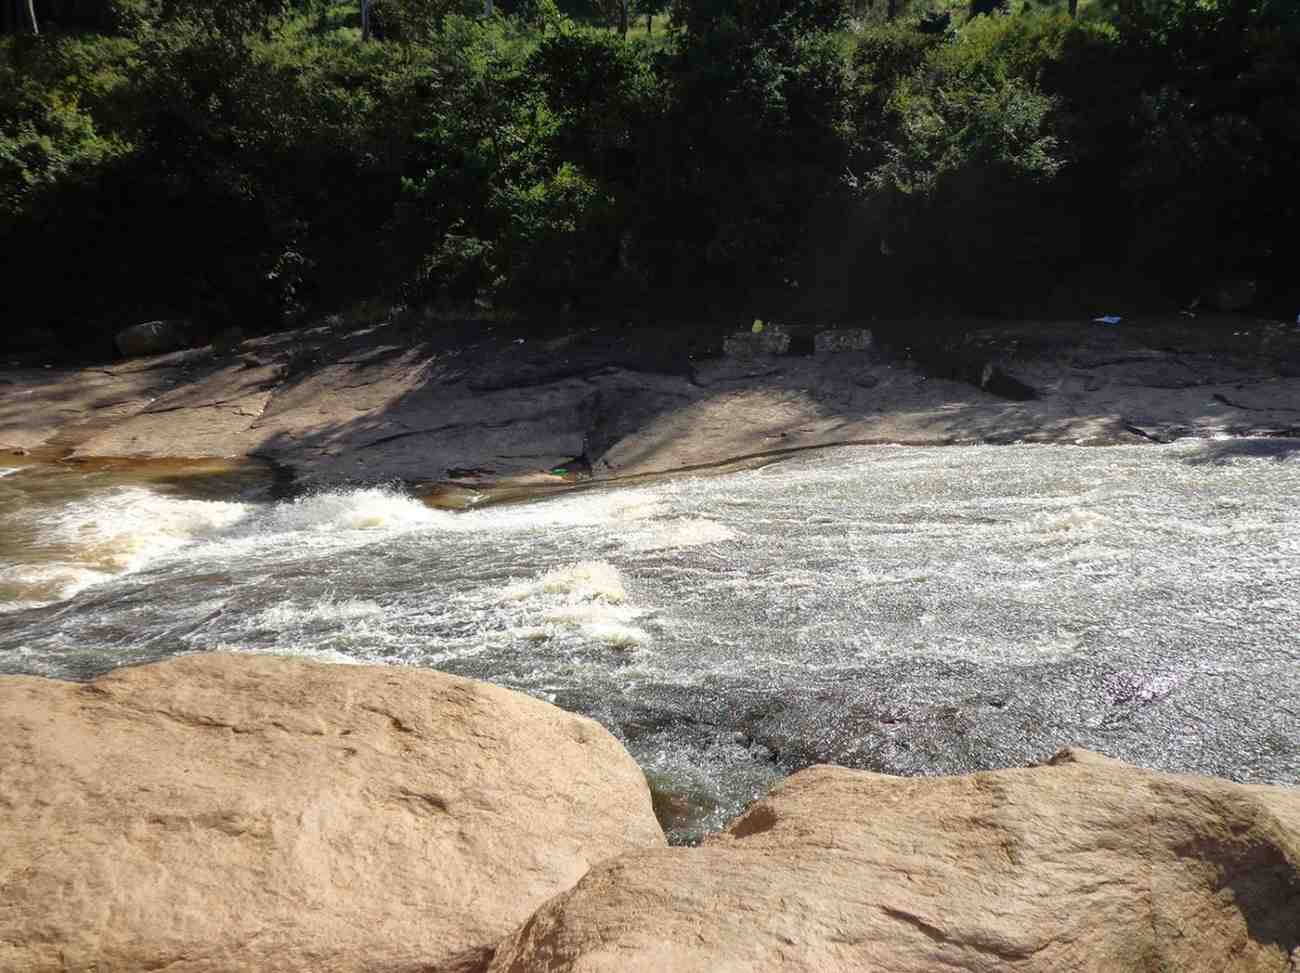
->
(115, 319), (193, 358)
(723, 323), (791, 358)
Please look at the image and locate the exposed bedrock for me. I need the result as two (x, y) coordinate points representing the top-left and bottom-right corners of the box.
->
(4, 315), (1298, 489)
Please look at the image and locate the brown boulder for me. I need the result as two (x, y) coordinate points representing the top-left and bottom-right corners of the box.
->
(0, 653), (664, 973)
(487, 749), (1300, 972)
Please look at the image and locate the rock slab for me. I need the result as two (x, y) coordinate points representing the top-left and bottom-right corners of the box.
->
(487, 749), (1300, 972)
(0, 653), (665, 973)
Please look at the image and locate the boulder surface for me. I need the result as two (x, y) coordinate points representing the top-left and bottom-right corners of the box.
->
(0, 653), (665, 973)
(486, 748), (1300, 973)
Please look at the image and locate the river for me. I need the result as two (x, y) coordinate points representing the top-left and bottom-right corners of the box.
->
(2, 440), (1297, 841)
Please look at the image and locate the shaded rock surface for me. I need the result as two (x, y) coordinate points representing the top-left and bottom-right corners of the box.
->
(0, 653), (664, 973)
(486, 748), (1300, 973)
(2, 315), (1298, 489)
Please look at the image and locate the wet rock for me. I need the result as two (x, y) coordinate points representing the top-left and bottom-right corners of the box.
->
(814, 328), (874, 355)
(115, 319), (194, 358)
(0, 653), (664, 973)
(723, 323), (791, 358)
(487, 749), (1300, 973)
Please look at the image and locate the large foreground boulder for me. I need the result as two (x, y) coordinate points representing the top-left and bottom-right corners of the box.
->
(487, 749), (1300, 972)
(0, 653), (664, 973)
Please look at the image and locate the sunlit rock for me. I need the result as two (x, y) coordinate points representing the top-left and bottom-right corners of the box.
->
(487, 748), (1300, 972)
(0, 653), (664, 972)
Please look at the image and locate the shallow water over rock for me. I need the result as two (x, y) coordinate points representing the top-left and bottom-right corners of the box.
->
(2, 441), (1297, 841)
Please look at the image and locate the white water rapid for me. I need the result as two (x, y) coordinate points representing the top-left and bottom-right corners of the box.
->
(2, 440), (1297, 841)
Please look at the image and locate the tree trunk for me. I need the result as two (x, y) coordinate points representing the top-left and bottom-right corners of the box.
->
(887, 0), (898, 19)
(619, 0), (628, 37)
(22, 0), (38, 34)
(360, 0), (370, 40)
(1068, 0), (1077, 15)
(484, 0), (493, 16)
(646, 12), (652, 33)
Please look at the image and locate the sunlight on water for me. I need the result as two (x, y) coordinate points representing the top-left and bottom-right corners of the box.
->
(264, 488), (451, 533)
(1, 440), (1298, 841)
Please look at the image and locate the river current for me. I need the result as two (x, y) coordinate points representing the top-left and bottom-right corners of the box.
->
(2, 441), (1297, 841)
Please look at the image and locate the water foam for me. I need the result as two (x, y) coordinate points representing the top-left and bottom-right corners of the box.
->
(266, 488), (451, 533)
(466, 489), (665, 532)
(495, 562), (651, 649)
(1024, 508), (1109, 534)
(0, 468), (18, 478)
(624, 518), (737, 552)
(0, 487), (251, 609)
(254, 596), (387, 628)
(38, 487), (251, 569)
(0, 562), (115, 611)
(500, 561), (628, 603)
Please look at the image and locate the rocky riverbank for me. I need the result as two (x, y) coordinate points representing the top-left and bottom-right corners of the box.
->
(3, 313), (1298, 496)
(2, 655), (1297, 972)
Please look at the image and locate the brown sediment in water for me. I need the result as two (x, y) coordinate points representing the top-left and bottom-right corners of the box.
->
(2, 452), (281, 499)
(0, 455), (279, 613)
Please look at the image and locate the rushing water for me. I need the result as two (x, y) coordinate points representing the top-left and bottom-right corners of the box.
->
(2, 441), (1298, 841)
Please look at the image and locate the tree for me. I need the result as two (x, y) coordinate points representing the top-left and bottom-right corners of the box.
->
(635, 0), (668, 33)
(2, 0), (40, 34)
(361, 0), (372, 38)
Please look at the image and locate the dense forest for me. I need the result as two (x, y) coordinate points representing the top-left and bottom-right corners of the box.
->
(3, 0), (1297, 355)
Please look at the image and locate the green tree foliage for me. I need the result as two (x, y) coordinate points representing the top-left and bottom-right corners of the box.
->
(2, 0), (1297, 355)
